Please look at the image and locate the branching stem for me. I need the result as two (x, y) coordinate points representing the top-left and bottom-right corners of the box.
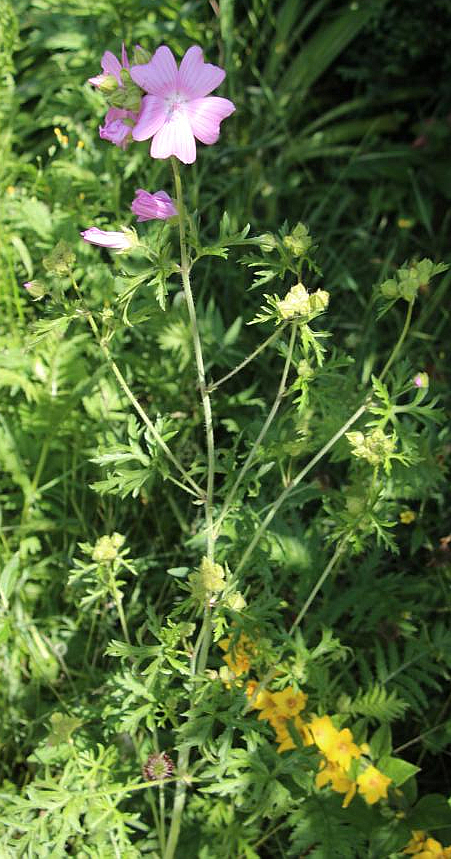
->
(208, 325), (285, 393)
(70, 277), (202, 499)
(213, 321), (297, 537)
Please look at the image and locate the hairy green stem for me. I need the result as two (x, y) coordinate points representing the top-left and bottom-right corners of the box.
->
(108, 572), (131, 646)
(208, 325), (285, 393)
(287, 538), (347, 636)
(163, 159), (217, 859)
(379, 299), (414, 382)
(236, 296), (416, 574)
(235, 400), (368, 576)
(171, 158), (215, 561)
(213, 322), (297, 538)
(70, 278), (202, 499)
(244, 538), (347, 713)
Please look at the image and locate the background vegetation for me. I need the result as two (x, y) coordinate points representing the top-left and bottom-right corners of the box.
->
(1, 0), (450, 856)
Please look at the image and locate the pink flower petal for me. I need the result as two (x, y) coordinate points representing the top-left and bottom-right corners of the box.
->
(185, 96), (235, 144)
(150, 111), (196, 163)
(178, 45), (225, 98)
(132, 95), (167, 141)
(101, 50), (123, 84)
(131, 46), (178, 96)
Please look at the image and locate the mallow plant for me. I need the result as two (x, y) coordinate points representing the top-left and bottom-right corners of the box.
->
(10, 40), (451, 859)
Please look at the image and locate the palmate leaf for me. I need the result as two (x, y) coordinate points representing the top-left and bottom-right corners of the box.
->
(288, 795), (366, 858)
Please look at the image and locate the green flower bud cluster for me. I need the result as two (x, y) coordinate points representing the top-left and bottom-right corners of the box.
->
(189, 556), (226, 603)
(277, 282), (329, 321)
(346, 427), (396, 467)
(96, 74), (119, 94)
(380, 258), (448, 303)
(224, 591), (246, 611)
(297, 359), (315, 381)
(92, 532), (125, 563)
(256, 233), (278, 252)
(132, 46), (152, 65)
(283, 222), (312, 257)
(108, 70), (142, 111)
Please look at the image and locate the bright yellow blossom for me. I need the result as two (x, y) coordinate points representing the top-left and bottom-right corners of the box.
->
(316, 759), (356, 808)
(256, 693), (279, 722)
(404, 831), (427, 854)
(356, 765), (391, 804)
(415, 840), (451, 859)
(271, 686), (308, 717)
(400, 509), (416, 524)
(268, 710), (290, 735)
(326, 727), (361, 770)
(276, 716), (308, 753)
(307, 715), (340, 755)
(218, 633), (256, 677)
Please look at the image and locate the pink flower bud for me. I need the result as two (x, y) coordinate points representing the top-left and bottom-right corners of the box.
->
(80, 227), (136, 252)
(131, 189), (177, 222)
(413, 372), (429, 389)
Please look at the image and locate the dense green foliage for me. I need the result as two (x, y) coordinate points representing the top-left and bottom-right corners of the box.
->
(1, 1), (450, 857)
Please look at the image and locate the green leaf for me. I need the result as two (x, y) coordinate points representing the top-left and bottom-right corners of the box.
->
(378, 754), (420, 786)
(408, 794), (451, 830)
(370, 724), (392, 759)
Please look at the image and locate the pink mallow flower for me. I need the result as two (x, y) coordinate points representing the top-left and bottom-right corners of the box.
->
(130, 45), (235, 164)
(99, 107), (138, 149)
(88, 43), (129, 89)
(131, 189), (177, 221)
(80, 227), (136, 253)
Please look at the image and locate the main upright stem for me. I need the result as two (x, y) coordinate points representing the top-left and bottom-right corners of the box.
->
(171, 158), (215, 561)
(163, 159), (217, 859)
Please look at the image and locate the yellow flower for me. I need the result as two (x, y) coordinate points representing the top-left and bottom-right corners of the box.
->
(271, 686), (308, 718)
(316, 759), (356, 808)
(276, 716), (308, 753)
(400, 509), (416, 524)
(218, 633), (256, 677)
(404, 831), (427, 854)
(326, 727), (361, 770)
(307, 715), (340, 756)
(398, 218), (414, 229)
(415, 839), (451, 859)
(356, 765), (391, 804)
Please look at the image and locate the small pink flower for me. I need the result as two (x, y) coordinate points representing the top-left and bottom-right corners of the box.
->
(131, 189), (177, 221)
(89, 43), (129, 88)
(99, 107), (138, 149)
(80, 227), (135, 252)
(130, 45), (235, 164)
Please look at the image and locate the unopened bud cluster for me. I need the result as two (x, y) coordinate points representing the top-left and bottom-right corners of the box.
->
(380, 258), (448, 303)
(189, 556), (226, 603)
(346, 427), (396, 467)
(92, 532), (125, 563)
(283, 222), (313, 257)
(276, 282), (329, 321)
(42, 240), (76, 276)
